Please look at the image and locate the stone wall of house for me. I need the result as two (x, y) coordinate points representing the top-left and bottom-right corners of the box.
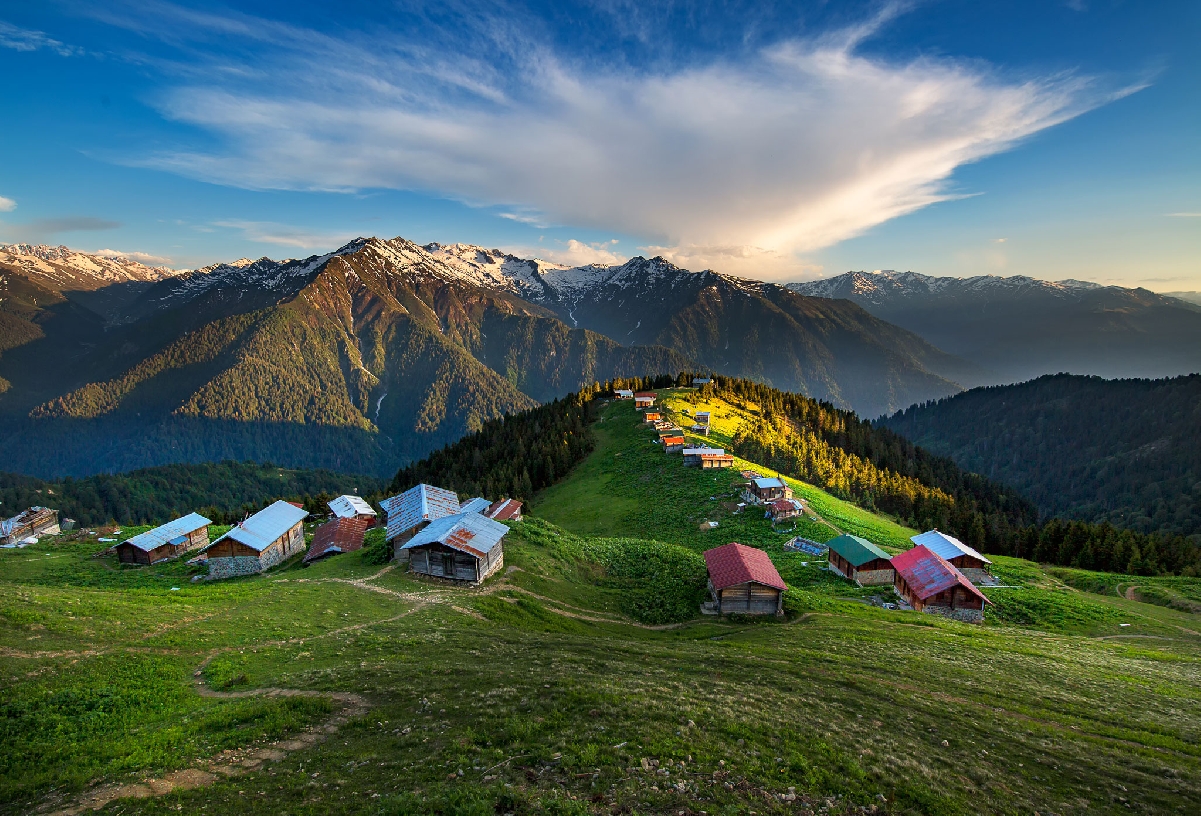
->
(854, 567), (895, 586)
(923, 604), (984, 624)
(207, 555), (265, 580)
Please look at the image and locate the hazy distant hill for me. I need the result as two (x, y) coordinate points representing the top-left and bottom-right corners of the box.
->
(788, 270), (1201, 384)
(879, 374), (1201, 539)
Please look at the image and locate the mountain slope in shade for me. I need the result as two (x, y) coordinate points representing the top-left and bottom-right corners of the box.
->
(0, 238), (688, 477)
(425, 245), (976, 417)
(788, 270), (1201, 384)
(879, 373), (1201, 539)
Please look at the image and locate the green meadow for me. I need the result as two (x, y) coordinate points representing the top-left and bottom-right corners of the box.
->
(2, 392), (1199, 814)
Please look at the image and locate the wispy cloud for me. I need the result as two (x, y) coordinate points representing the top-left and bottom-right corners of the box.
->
(102, 2), (1140, 278)
(0, 195), (15, 212)
(1166, 212), (1201, 217)
(93, 248), (175, 265)
(0, 21), (80, 56)
(530, 239), (626, 267)
(211, 220), (359, 252)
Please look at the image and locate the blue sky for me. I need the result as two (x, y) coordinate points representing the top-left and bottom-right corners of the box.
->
(0, 1), (1197, 288)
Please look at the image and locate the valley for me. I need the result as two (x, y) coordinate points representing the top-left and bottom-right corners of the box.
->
(2, 391), (1199, 815)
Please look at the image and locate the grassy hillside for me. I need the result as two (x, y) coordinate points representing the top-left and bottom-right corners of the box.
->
(3, 394), (1200, 814)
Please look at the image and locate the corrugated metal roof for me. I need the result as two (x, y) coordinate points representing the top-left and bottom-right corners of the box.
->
(892, 545), (990, 604)
(122, 513), (211, 553)
(704, 542), (787, 591)
(0, 506), (55, 538)
(825, 534), (890, 567)
(616, 389), (634, 396)
(910, 530), (991, 565)
(328, 494), (377, 518)
(752, 477), (786, 489)
(400, 512), (508, 559)
(662, 435), (685, 445)
(459, 497), (491, 515)
(304, 516), (371, 562)
(485, 498), (523, 521)
(382, 484), (460, 540)
(209, 501), (307, 553)
(683, 447), (724, 456)
(634, 392), (657, 398)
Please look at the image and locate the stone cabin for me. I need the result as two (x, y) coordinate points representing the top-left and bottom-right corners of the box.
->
(703, 542), (787, 615)
(116, 513), (211, 565)
(825, 533), (894, 586)
(400, 512), (508, 584)
(910, 530), (992, 583)
(892, 544), (991, 623)
(201, 501), (308, 580)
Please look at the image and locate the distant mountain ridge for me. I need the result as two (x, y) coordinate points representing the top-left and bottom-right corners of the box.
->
(788, 269), (1201, 384)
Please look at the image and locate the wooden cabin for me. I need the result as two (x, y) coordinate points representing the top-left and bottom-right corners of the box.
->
(116, 513), (211, 565)
(0, 506), (60, 545)
(695, 411), (711, 425)
(615, 389), (634, 399)
(742, 476), (792, 505)
(910, 530), (992, 582)
(634, 392), (657, 409)
(644, 411), (663, 423)
(381, 483), (461, 553)
(683, 446), (724, 466)
(304, 515), (371, 564)
(825, 534), (894, 586)
(484, 498), (523, 522)
(692, 378), (713, 386)
(328, 494), (378, 521)
(892, 544), (991, 623)
(201, 501), (308, 580)
(400, 512), (507, 584)
(704, 542), (786, 615)
(766, 498), (803, 522)
(699, 453), (734, 469)
(662, 434), (686, 452)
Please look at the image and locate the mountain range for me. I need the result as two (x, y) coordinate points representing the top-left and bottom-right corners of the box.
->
(788, 270), (1201, 384)
(0, 239), (965, 478)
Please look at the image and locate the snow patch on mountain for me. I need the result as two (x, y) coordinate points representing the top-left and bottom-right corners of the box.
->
(786, 270), (1117, 305)
(0, 243), (185, 290)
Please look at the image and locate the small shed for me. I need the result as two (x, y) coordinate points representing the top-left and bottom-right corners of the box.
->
(381, 483), (461, 547)
(683, 446), (724, 466)
(910, 530), (992, 582)
(695, 410), (711, 425)
(699, 453), (734, 469)
(826, 534), (894, 586)
(202, 501), (308, 579)
(485, 498), (523, 521)
(692, 378), (713, 386)
(459, 497), (492, 515)
(328, 494), (377, 520)
(116, 513), (211, 565)
(743, 476), (792, 504)
(400, 512), (507, 584)
(704, 542), (786, 615)
(615, 389), (634, 399)
(634, 392), (657, 408)
(662, 434), (686, 452)
(0, 506), (60, 545)
(304, 515), (371, 563)
(767, 498), (803, 521)
(892, 545), (991, 623)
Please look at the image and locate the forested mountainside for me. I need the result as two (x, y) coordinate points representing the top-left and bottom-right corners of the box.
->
(788, 270), (1201, 384)
(880, 374), (1201, 540)
(0, 239), (689, 477)
(0, 461), (381, 527)
(428, 245), (976, 416)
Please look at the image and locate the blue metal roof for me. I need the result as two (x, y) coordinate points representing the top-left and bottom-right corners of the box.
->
(458, 497), (491, 515)
(400, 512), (508, 557)
(122, 512), (212, 553)
(383, 483), (460, 540)
(209, 501), (307, 553)
(910, 530), (991, 565)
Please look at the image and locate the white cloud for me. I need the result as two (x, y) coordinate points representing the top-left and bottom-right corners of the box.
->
(117, 4), (1139, 280)
(523, 239), (627, 267)
(1166, 212), (1201, 217)
(211, 220), (359, 252)
(0, 195), (15, 212)
(93, 248), (175, 265)
(0, 21), (79, 56)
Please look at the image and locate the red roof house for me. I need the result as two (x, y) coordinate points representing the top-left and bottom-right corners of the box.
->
(703, 542), (786, 615)
(892, 544), (991, 623)
(303, 516), (371, 564)
(484, 498), (523, 522)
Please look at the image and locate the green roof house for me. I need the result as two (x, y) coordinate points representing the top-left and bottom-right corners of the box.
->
(826, 534), (894, 586)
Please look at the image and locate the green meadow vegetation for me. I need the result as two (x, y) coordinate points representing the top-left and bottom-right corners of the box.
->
(1, 391), (1199, 814)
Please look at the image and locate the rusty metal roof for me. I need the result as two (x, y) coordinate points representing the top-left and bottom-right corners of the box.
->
(207, 501), (307, 553)
(892, 545), (990, 605)
(485, 498), (523, 521)
(382, 483), (460, 540)
(634, 392), (657, 398)
(304, 516), (371, 562)
(910, 530), (991, 565)
(328, 494), (377, 518)
(121, 513), (211, 553)
(704, 542), (787, 591)
(0, 506), (55, 538)
(399, 511), (508, 559)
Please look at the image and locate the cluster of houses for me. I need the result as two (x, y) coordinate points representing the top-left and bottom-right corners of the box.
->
(824, 529), (993, 622)
(632, 391), (735, 469)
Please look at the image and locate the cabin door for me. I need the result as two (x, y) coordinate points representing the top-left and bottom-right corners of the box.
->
(441, 552), (455, 578)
